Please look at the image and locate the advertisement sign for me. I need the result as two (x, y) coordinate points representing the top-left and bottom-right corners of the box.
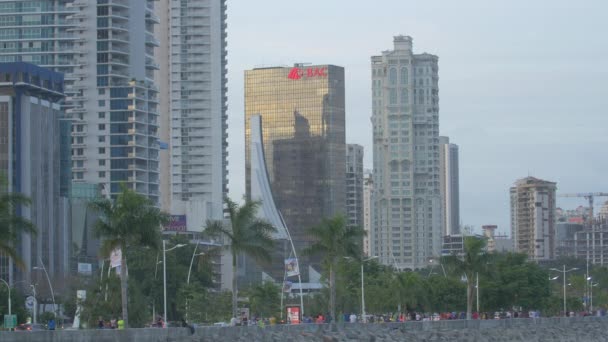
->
(77, 263), (92, 275)
(286, 306), (300, 324)
(284, 258), (300, 277)
(282, 281), (293, 293)
(110, 248), (122, 268)
(4, 315), (16, 329)
(164, 215), (187, 232)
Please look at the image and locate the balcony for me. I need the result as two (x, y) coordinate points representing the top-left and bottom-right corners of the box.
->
(145, 34), (160, 47)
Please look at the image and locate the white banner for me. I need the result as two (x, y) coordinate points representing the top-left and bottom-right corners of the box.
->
(110, 248), (122, 268)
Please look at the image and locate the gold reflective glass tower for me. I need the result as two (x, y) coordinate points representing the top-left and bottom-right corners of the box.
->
(245, 64), (345, 280)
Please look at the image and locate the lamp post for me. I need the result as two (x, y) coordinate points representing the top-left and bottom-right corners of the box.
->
(33, 261), (56, 323)
(186, 239), (205, 321)
(0, 278), (11, 318)
(31, 284), (37, 324)
(163, 240), (186, 326)
(550, 265), (578, 317)
(361, 256), (378, 323)
(591, 282), (599, 313)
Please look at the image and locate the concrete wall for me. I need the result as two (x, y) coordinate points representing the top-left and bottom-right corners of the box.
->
(2, 317), (607, 342)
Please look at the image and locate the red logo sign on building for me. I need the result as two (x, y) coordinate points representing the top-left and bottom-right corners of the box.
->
(287, 67), (328, 80)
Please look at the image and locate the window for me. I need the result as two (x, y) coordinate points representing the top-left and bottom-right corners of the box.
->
(98, 136), (105, 143)
(98, 124), (105, 130)
(389, 68), (397, 85)
(98, 100), (105, 107)
(400, 88), (408, 104)
(99, 159), (106, 166)
(99, 171), (106, 178)
(389, 89), (397, 105)
(98, 112), (105, 119)
(400, 67), (408, 84)
(99, 147), (106, 154)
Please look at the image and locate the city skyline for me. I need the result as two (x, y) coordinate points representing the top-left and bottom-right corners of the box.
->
(226, 0), (608, 234)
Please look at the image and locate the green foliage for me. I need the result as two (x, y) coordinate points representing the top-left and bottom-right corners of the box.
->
(0, 175), (36, 267)
(205, 197), (277, 318)
(247, 282), (281, 318)
(38, 311), (55, 325)
(0, 287), (29, 325)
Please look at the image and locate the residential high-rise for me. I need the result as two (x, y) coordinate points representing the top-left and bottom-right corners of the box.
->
(346, 144), (364, 229)
(363, 170), (373, 256)
(0, 0), (162, 203)
(158, 0), (228, 227)
(0, 63), (68, 288)
(244, 64), (345, 280)
(371, 36), (442, 269)
(510, 177), (557, 261)
(439, 136), (460, 236)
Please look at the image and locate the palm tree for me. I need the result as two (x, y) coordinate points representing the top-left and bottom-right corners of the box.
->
(90, 185), (169, 328)
(303, 215), (365, 322)
(205, 197), (277, 319)
(0, 182), (36, 267)
(441, 236), (488, 320)
(392, 271), (427, 313)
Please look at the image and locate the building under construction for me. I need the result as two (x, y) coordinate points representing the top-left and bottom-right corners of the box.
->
(510, 177), (557, 261)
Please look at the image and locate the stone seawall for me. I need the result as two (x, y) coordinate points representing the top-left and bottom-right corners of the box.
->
(1, 317), (606, 341)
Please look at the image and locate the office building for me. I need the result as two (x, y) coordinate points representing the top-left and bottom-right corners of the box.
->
(363, 170), (373, 256)
(346, 144), (364, 229)
(510, 176), (557, 261)
(157, 0), (228, 227)
(0, 0), (162, 203)
(0, 62), (69, 288)
(371, 36), (442, 269)
(439, 136), (459, 236)
(244, 64), (345, 280)
(555, 222), (583, 258)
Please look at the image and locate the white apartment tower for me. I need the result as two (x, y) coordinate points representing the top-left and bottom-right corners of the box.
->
(510, 177), (557, 261)
(158, 0), (228, 228)
(346, 144), (364, 229)
(371, 36), (442, 270)
(439, 136), (460, 236)
(0, 0), (162, 203)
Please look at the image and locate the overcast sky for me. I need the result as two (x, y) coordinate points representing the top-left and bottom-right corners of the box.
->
(225, 0), (608, 234)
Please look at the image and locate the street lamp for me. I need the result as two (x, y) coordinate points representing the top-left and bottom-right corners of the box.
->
(163, 240), (186, 326)
(186, 240), (205, 321)
(549, 265), (578, 317)
(0, 278), (11, 319)
(591, 282), (599, 313)
(360, 256), (378, 323)
(33, 262), (56, 324)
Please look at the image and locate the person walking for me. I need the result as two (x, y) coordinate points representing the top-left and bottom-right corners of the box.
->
(117, 317), (125, 330)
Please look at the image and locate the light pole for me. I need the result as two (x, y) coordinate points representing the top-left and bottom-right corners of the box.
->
(360, 256), (378, 323)
(550, 265), (578, 317)
(163, 240), (186, 326)
(0, 278), (11, 318)
(591, 282), (599, 313)
(476, 272), (479, 314)
(33, 264), (56, 323)
(31, 284), (37, 324)
(186, 240), (205, 321)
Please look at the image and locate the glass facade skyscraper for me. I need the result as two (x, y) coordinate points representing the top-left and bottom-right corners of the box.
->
(244, 64), (345, 279)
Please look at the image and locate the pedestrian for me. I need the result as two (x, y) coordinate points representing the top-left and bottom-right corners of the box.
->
(349, 313), (357, 323)
(230, 317), (237, 326)
(97, 317), (104, 329)
(111, 318), (117, 329)
(117, 317), (125, 330)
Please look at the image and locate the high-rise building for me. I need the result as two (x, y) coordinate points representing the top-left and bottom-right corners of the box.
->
(439, 136), (460, 236)
(0, 63), (69, 288)
(371, 36), (441, 269)
(157, 0), (228, 227)
(363, 170), (373, 256)
(0, 0), (162, 203)
(346, 144), (364, 229)
(244, 64), (345, 280)
(510, 176), (557, 261)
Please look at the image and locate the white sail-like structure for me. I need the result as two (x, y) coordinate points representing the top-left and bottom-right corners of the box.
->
(249, 114), (304, 316)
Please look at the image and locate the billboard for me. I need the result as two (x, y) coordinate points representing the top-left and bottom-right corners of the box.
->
(164, 215), (187, 232)
(285, 258), (300, 277)
(77, 263), (92, 275)
(286, 306), (300, 324)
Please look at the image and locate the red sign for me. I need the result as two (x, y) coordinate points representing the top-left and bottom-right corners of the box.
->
(286, 306), (300, 324)
(287, 67), (327, 80)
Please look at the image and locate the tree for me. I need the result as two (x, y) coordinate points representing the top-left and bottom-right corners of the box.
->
(205, 197), (277, 319)
(248, 281), (281, 318)
(392, 271), (427, 313)
(90, 185), (169, 328)
(0, 179), (36, 266)
(442, 236), (488, 319)
(303, 215), (365, 322)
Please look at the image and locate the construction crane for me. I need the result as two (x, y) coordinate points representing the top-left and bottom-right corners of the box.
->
(558, 193), (608, 226)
